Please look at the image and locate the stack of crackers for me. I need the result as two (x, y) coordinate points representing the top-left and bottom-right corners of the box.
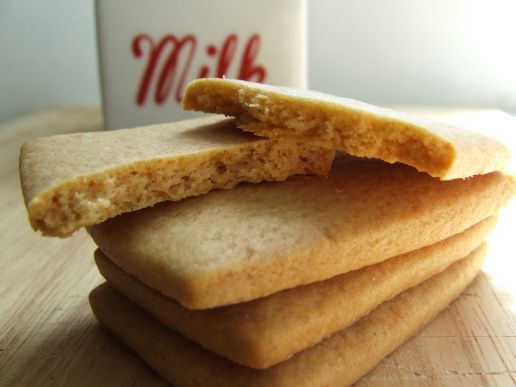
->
(19, 79), (515, 386)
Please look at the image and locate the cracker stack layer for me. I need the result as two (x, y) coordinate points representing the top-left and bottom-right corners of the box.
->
(94, 216), (495, 369)
(19, 79), (515, 385)
(90, 245), (486, 387)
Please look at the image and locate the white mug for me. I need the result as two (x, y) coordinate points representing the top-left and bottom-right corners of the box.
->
(96, 0), (307, 129)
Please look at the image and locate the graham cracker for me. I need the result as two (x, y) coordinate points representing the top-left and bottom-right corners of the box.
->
(19, 115), (333, 236)
(183, 79), (511, 180)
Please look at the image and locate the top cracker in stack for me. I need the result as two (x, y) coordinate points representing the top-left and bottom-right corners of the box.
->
(183, 78), (511, 179)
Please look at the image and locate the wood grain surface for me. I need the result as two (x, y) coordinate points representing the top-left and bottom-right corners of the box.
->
(0, 107), (514, 386)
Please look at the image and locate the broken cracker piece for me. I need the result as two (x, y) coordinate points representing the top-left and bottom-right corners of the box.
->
(20, 115), (333, 237)
(183, 79), (511, 180)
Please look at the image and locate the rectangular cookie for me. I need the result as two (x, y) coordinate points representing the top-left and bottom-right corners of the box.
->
(19, 115), (333, 237)
(88, 155), (516, 309)
(89, 243), (487, 387)
(182, 79), (511, 180)
(94, 216), (495, 369)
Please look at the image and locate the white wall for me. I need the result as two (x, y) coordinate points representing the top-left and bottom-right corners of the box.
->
(308, 0), (516, 110)
(0, 0), (99, 122)
(1, 0), (516, 122)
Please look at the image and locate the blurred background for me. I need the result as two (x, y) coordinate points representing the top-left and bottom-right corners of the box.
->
(1, 0), (516, 123)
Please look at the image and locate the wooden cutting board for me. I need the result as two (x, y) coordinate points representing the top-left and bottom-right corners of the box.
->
(0, 107), (514, 386)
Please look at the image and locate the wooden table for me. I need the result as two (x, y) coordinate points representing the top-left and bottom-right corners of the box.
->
(0, 107), (515, 386)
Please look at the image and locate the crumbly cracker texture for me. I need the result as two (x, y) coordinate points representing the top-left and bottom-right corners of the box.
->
(19, 115), (333, 237)
(183, 78), (511, 180)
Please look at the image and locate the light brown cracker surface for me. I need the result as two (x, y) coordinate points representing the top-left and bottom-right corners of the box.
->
(19, 115), (333, 237)
(95, 216), (495, 369)
(183, 79), (511, 180)
(89, 243), (486, 387)
(88, 155), (516, 309)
